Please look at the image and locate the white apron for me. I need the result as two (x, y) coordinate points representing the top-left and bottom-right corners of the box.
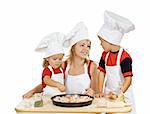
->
(43, 66), (65, 96)
(104, 48), (136, 114)
(65, 63), (91, 94)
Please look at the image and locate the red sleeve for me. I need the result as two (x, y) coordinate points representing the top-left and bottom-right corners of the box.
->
(120, 49), (133, 77)
(42, 67), (52, 78)
(120, 49), (132, 62)
(102, 51), (107, 61)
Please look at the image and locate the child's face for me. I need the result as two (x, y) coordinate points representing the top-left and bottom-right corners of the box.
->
(99, 36), (111, 52)
(47, 53), (64, 69)
(74, 39), (91, 59)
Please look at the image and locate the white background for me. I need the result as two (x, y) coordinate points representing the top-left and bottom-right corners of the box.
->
(0, 0), (149, 113)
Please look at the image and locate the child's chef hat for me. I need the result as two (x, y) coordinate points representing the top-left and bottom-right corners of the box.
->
(35, 32), (65, 58)
(63, 22), (90, 48)
(97, 10), (135, 45)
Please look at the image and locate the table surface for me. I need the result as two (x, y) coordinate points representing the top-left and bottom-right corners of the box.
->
(15, 94), (132, 113)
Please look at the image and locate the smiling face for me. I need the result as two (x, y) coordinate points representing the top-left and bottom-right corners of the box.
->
(47, 53), (64, 69)
(98, 36), (111, 52)
(74, 39), (91, 59)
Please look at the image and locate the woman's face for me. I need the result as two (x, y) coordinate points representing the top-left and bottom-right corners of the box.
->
(74, 39), (91, 59)
(47, 53), (64, 69)
(99, 37), (111, 52)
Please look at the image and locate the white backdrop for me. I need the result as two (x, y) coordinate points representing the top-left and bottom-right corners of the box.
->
(0, 0), (149, 113)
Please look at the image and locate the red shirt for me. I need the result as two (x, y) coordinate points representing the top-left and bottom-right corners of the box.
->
(42, 67), (64, 88)
(98, 49), (133, 77)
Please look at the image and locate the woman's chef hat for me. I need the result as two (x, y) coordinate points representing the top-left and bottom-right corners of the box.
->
(97, 10), (135, 45)
(35, 32), (65, 58)
(63, 22), (90, 48)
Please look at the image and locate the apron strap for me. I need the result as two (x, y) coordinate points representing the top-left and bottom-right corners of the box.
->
(48, 66), (54, 76)
(105, 52), (110, 63)
(87, 60), (93, 79)
(48, 66), (64, 79)
(116, 47), (123, 65)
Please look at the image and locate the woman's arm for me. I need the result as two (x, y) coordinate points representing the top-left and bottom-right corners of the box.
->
(98, 71), (105, 93)
(89, 62), (98, 92)
(96, 71), (105, 97)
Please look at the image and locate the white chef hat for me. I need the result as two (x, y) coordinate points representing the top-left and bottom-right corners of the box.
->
(35, 32), (65, 58)
(63, 22), (90, 48)
(97, 10), (135, 45)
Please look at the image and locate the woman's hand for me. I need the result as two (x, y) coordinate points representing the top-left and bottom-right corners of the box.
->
(84, 88), (94, 97)
(95, 92), (104, 98)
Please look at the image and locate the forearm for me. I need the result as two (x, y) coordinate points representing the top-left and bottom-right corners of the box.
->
(91, 69), (98, 91)
(98, 71), (105, 93)
(25, 84), (42, 95)
(34, 84), (43, 93)
(121, 76), (132, 93)
(43, 76), (60, 87)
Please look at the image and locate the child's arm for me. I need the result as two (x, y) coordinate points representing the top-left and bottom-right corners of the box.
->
(23, 84), (43, 98)
(43, 76), (65, 92)
(121, 76), (132, 93)
(106, 77), (132, 100)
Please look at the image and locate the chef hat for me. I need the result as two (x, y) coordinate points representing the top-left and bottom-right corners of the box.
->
(35, 32), (65, 58)
(63, 22), (90, 48)
(97, 10), (135, 45)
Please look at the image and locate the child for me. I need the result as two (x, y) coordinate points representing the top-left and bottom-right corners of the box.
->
(62, 22), (98, 96)
(97, 11), (136, 114)
(25, 32), (66, 97)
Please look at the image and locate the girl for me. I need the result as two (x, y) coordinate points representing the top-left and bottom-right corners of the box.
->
(23, 32), (66, 97)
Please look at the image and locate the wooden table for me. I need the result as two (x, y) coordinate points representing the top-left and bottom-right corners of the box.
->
(15, 94), (131, 114)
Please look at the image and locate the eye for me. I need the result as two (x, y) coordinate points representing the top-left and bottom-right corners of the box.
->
(87, 45), (91, 48)
(80, 44), (84, 47)
(59, 58), (62, 61)
(53, 58), (57, 60)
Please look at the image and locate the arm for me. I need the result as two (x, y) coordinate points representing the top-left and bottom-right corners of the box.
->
(95, 70), (105, 97)
(84, 61), (98, 96)
(98, 71), (105, 93)
(90, 62), (98, 91)
(43, 76), (65, 92)
(22, 84), (43, 98)
(121, 76), (132, 93)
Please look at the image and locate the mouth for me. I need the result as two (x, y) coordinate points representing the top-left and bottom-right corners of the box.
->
(55, 64), (61, 67)
(81, 51), (88, 56)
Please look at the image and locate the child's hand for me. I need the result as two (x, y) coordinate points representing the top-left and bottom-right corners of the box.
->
(95, 92), (104, 98)
(105, 91), (117, 100)
(117, 91), (125, 102)
(56, 83), (65, 92)
(22, 90), (34, 98)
